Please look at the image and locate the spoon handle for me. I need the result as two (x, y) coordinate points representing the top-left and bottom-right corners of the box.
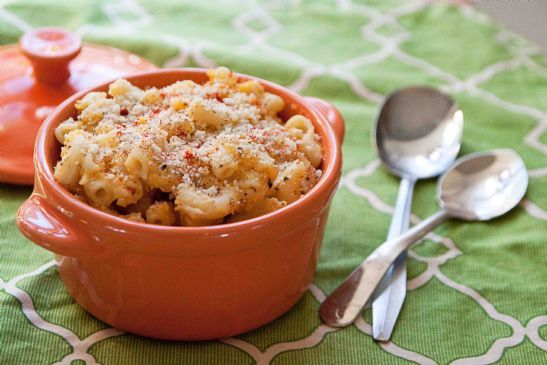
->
(320, 209), (450, 328)
(385, 177), (416, 239)
(372, 176), (416, 341)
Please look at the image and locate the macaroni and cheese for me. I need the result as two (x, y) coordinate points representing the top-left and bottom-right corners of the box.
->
(54, 67), (323, 226)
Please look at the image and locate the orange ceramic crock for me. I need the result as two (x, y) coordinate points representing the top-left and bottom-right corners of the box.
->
(16, 69), (344, 340)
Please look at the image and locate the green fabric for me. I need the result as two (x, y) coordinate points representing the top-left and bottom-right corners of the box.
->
(1, 1), (547, 364)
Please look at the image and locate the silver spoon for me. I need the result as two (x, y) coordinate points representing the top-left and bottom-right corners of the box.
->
(372, 87), (463, 341)
(320, 148), (528, 327)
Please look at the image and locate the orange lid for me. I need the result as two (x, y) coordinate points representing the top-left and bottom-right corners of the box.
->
(0, 27), (157, 185)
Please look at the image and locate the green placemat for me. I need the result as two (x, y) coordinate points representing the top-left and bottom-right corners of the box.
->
(1, 1), (546, 364)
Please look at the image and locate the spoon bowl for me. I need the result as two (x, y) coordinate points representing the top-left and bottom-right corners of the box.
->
(439, 149), (528, 221)
(376, 86), (463, 179)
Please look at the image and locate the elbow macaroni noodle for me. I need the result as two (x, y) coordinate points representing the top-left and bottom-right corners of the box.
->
(54, 67), (323, 226)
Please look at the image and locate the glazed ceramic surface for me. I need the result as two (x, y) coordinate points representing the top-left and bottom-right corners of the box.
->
(0, 27), (157, 185)
(17, 69), (344, 340)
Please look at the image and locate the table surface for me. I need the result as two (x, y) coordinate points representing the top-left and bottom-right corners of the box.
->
(1, 1), (546, 364)
(474, 0), (547, 57)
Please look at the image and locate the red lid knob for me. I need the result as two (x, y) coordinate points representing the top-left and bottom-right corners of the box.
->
(20, 27), (82, 85)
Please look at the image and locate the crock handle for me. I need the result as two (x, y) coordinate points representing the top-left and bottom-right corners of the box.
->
(305, 97), (345, 144)
(17, 194), (101, 257)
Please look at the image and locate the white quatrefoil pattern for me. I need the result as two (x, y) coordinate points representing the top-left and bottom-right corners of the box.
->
(1, 0), (546, 364)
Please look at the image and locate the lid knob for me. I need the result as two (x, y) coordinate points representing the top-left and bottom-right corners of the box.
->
(20, 27), (82, 85)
